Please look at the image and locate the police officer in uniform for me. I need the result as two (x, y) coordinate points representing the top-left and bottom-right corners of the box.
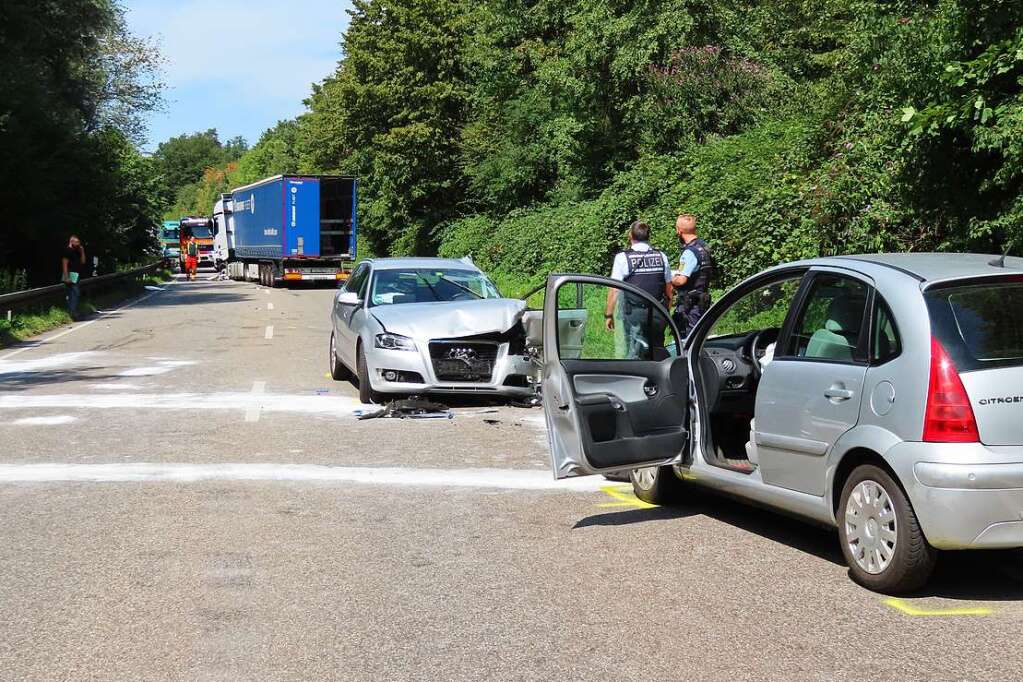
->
(671, 213), (714, 336)
(605, 221), (672, 359)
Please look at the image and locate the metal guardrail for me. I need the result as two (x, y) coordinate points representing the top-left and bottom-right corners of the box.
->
(0, 263), (162, 318)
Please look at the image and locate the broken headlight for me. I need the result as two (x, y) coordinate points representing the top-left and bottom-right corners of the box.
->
(375, 332), (417, 352)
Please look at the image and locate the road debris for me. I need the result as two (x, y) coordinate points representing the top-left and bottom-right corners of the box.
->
(356, 397), (453, 420)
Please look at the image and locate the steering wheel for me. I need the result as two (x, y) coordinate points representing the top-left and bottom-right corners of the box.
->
(742, 330), (767, 379)
(742, 328), (779, 380)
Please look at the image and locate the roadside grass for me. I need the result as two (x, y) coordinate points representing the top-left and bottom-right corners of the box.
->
(0, 268), (173, 349)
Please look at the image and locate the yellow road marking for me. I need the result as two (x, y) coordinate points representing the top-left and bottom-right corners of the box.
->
(883, 598), (993, 617)
(598, 485), (657, 509)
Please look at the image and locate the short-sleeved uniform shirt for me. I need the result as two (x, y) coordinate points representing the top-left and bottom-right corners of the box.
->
(610, 242), (671, 284)
(678, 248), (700, 278)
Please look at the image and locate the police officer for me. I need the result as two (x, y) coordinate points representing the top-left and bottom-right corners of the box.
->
(671, 213), (715, 336)
(605, 221), (672, 359)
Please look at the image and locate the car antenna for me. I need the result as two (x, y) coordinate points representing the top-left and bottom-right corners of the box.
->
(989, 242), (1013, 268)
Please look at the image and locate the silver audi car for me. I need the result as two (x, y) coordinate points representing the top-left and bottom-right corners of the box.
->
(329, 257), (535, 404)
(537, 253), (1023, 593)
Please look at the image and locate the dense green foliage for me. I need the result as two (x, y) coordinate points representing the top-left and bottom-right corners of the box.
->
(155, 130), (249, 219)
(0, 0), (164, 286)
(171, 0), (1023, 288)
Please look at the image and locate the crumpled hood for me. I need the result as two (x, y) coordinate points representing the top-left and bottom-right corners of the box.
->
(370, 298), (527, 340)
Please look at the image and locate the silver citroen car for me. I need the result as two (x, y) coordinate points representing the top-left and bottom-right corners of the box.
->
(329, 257), (535, 404)
(538, 253), (1023, 593)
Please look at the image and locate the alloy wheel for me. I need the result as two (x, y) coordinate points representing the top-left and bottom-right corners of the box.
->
(844, 479), (898, 575)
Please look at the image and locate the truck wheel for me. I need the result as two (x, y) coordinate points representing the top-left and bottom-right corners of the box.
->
(838, 464), (937, 594)
(356, 346), (383, 404)
(330, 332), (352, 381)
(630, 466), (685, 505)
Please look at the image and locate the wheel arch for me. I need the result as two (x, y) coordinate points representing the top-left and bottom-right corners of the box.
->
(827, 425), (906, 522)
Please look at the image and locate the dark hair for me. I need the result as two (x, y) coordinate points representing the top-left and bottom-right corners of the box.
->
(629, 221), (650, 243)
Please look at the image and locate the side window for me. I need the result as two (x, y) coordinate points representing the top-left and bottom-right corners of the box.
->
(555, 281), (678, 361)
(345, 264), (369, 296)
(786, 274), (869, 363)
(707, 275), (804, 339)
(871, 297), (901, 364)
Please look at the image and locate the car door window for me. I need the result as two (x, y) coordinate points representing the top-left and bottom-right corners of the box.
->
(707, 275), (804, 340)
(786, 274), (869, 363)
(345, 264), (369, 297)
(556, 281), (678, 361)
(871, 297), (901, 364)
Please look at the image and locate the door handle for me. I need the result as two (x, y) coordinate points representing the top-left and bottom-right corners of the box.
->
(824, 385), (855, 401)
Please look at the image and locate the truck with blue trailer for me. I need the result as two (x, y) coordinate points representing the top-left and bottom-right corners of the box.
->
(215, 175), (357, 287)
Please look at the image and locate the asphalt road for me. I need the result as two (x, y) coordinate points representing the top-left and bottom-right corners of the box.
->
(1, 273), (1022, 681)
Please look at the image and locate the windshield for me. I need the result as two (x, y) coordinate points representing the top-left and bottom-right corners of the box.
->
(185, 226), (212, 239)
(370, 268), (502, 306)
(162, 228), (179, 240)
(926, 279), (1023, 371)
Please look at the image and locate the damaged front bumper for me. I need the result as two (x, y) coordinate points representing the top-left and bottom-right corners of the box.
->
(364, 341), (535, 397)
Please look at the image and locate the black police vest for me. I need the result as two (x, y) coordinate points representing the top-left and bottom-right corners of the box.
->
(678, 238), (714, 295)
(622, 247), (668, 304)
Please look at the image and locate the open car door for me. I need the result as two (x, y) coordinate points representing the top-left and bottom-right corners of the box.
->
(542, 274), (690, 479)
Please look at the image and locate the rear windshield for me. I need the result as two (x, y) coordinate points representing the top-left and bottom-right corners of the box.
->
(925, 280), (1023, 371)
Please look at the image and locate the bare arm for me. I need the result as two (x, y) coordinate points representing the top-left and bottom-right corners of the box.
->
(672, 273), (689, 288)
(62, 257), (70, 280)
(605, 288), (617, 331)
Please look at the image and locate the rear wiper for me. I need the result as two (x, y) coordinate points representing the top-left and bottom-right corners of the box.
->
(438, 276), (483, 299)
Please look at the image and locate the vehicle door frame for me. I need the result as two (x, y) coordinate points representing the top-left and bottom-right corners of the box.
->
(335, 262), (371, 368)
(753, 265), (877, 495)
(542, 273), (690, 479)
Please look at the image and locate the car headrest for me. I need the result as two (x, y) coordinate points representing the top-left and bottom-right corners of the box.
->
(824, 295), (864, 334)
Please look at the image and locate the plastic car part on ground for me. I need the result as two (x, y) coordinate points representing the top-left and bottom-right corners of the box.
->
(354, 397), (453, 420)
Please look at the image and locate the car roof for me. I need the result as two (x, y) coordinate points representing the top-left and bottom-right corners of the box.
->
(366, 257), (481, 272)
(809, 253), (1023, 284)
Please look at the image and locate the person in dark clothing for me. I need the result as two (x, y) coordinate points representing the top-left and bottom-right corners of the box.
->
(61, 235), (86, 320)
(671, 214), (715, 336)
(605, 221), (672, 359)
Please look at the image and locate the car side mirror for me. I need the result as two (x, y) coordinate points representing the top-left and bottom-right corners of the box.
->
(336, 291), (361, 306)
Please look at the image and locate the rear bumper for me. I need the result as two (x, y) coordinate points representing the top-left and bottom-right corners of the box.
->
(887, 442), (1023, 549)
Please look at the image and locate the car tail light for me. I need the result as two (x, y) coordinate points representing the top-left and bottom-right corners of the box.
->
(923, 337), (979, 443)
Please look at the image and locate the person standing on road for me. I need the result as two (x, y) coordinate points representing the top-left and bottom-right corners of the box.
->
(61, 235), (86, 321)
(671, 213), (715, 337)
(605, 221), (672, 359)
(185, 235), (199, 281)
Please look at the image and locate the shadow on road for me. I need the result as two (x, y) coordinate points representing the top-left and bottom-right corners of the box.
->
(0, 367), (124, 390)
(574, 488), (843, 567)
(920, 549), (1023, 600)
(573, 488), (1023, 597)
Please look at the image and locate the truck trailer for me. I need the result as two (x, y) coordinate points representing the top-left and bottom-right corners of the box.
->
(216, 175), (357, 287)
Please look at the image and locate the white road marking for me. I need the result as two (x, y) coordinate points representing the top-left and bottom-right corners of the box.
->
(118, 366), (172, 377)
(0, 289), (164, 361)
(0, 351), (100, 376)
(264, 325), (274, 339)
(245, 381), (266, 422)
(0, 391), (364, 416)
(12, 416), (77, 426)
(89, 383), (145, 391)
(267, 302), (274, 311)
(0, 464), (604, 491)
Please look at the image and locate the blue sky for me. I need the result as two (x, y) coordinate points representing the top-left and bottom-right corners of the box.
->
(124, 0), (353, 151)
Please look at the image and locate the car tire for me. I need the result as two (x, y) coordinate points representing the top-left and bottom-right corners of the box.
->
(356, 346), (383, 405)
(630, 465), (685, 506)
(330, 332), (351, 381)
(838, 464), (937, 594)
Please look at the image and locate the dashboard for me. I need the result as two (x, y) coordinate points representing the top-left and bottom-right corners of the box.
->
(698, 328), (780, 413)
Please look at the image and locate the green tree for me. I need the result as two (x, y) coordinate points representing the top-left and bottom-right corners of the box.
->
(304, 0), (473, 255)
